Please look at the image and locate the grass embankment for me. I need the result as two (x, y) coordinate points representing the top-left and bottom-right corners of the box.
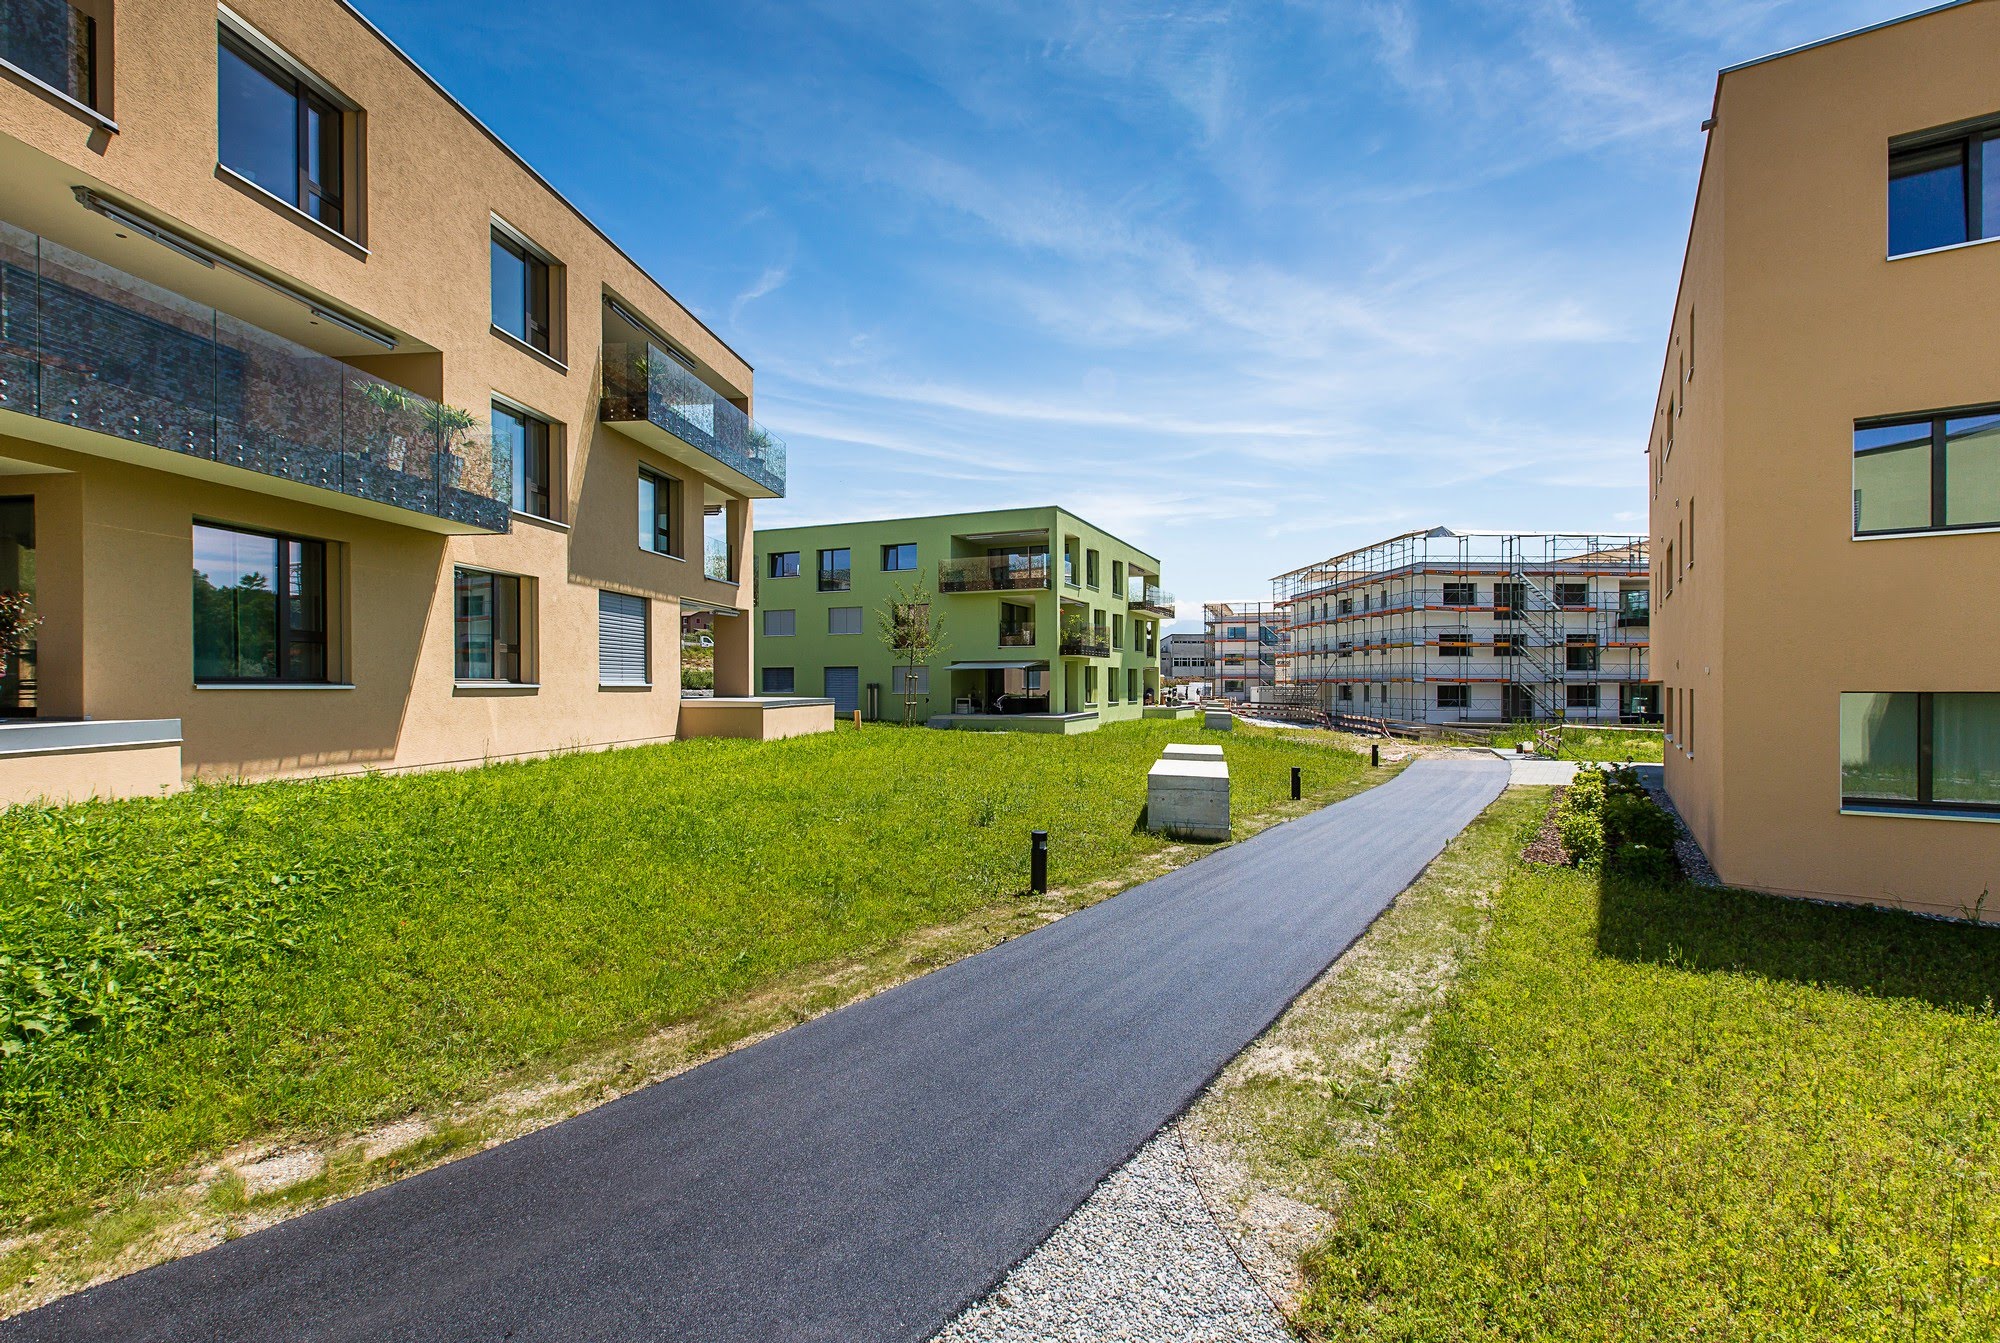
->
(1297, 805), (2000, 1339)
(0, 721), (1374, 1234)
(1476, 724), (1664, 763)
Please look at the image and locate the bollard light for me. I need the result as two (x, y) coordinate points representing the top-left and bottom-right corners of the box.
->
(1291, 765), (1302, 800)
(1030, 829), (1048, 894)
(1371, 742), (1381, 768)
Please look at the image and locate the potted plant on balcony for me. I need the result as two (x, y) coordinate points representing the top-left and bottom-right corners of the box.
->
(1059, 608), (1091, 652)
(0, 591), (40, 684)
(352, 379), (481, 475)
(878, 580), (948, 726)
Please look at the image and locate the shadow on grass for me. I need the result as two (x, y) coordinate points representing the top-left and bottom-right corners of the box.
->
(1595, 874), (2000, 1015)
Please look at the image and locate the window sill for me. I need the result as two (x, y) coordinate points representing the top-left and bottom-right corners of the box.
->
(641, 546), (687, 563)
(1854, 523), (2000, 542)
(512, 511), (570, 532)
(1887, 232), (2000, 263)
(0, 57), (117, 132)
(1841, 804), (2000, 825)
(216, 164), (369, 258)
(599, 681), (653, 691)
(454, 681), (539, 695)
(490, 324), (568, 372)
(195, 682), (356, 691)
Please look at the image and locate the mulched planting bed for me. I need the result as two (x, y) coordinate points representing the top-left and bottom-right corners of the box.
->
(1520, 785), (1569, 866)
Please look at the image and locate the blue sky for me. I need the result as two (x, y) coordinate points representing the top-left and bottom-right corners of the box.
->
(365, 0), (1916, 625)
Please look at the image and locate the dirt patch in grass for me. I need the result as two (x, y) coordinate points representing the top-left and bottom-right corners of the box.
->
(1520, 784), (1569, 865)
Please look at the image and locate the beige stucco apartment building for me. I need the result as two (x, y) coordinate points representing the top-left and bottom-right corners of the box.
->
(1653, 0), (2000, 921)
(0, 0), (827, 803)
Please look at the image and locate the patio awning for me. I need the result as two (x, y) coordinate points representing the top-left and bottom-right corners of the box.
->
(946, 660), (1050, 671)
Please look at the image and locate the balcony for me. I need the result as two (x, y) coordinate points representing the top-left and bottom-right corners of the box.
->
(601, 340), (785, 499)
(2, 0), (95, 111)
(0, 222), (508, 533)
(938, 554), (1051, 593)
(1059, 625), (1110, 658)
(998, 628), (1037, 648)
(1129, 584), (1174, 618)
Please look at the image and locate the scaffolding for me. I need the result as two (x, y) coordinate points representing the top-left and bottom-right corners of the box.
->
(1202, 601), (1288, 701)
(1270, 527), (1656, 726)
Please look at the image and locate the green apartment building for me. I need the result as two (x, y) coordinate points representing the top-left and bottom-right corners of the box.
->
(754, 508), (1171, 730)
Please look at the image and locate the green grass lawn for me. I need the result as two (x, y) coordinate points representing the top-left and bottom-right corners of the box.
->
(0, 720), (1372, 1229)
(1476, 724), (1664, 763)
(1297, 812), (2000, 1340)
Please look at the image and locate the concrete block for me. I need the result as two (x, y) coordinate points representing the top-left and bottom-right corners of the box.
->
(1162, 744), (1225, 762)
(1203, 709), (1234, 732)
(1147, 758), (1231, 841)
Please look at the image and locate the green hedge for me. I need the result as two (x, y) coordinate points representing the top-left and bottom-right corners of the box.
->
(1556, 767), (1679, 881)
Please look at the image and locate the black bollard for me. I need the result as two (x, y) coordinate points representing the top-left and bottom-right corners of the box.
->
(1291, 765), (1301, 800)
(1030, 829), (1048, 894)
(1371, 742), (1381, 768)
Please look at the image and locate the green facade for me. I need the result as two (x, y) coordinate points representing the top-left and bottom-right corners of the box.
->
(753, 506), (1169, 728)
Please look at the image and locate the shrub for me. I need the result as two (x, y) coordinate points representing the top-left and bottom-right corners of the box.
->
(1556, 807), (1604, 869)
(1611, 843), (1679, 885)
(681, 665), (714, 690)
(1603, 792), (1676, 852)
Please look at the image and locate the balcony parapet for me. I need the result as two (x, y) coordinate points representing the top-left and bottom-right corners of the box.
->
(601, 340), (784, 499)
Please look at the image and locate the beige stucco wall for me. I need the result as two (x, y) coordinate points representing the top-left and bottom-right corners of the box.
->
(0, 742), (183, 808)
(1655, 0), (2000, 921)
(678, 699), (837, 741)
(0, 0), (806, 780)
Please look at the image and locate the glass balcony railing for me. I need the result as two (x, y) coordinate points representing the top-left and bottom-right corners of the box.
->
(0, 222), (508, 530)
(704, 533), (732, 584)
(601, 340), (785, 498)
(2, 0), (95, 108)
(1129, 584), (1174, 616)
(998, 628), (1037, 648)
(1059, 625), (1111, 658)
(938, 554), (1051, 592)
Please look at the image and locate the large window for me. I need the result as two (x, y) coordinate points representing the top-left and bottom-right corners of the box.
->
(763, 609), (795, 638)
(1854, 410), (2000, 535)
(455, 569), (523, 683)
(818, 548), (851, 592)
(882, 542), (917, 572)
(1889, 127), (2000, 258)
(761, 666), (795, 694)
(193, 522), (328, 683)
(1441, 582), (1476, 606)
(1566, 635), (1600, 672)
(598, 591), (649, 687)
(1437, 684), (1469, 709)
(768, 551), (800, 579)
(218, 30), (344, 230)
(1842, 691), (2000, 813)
(2, 0), (96, 108)
(1568, 683), (1600, 710)
(829, 606), (863, 636)
(494, 403), (554, 520)
(491, 227), (554, 354)
(639, 467), (679, 555)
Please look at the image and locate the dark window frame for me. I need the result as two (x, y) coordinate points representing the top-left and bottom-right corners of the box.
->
(768, 551), (800, 579)
(491, 226), (555, 355)
(192, 520), (330, 685)
(494, 401), (555, 521)
(1842, 690), (2000, 816)
(454, 567), (524, 683)
(881, 541), (917, 572)
(1888, 119), (2000, 258)
(818, 547), (852, 592)
(761, 665), (796, 694)
(638, 466), (680, 557)
(1567, 683), (1601, 710)
(1854, 403), (2000, 536)
(1437, 684), (1470, 709)
(217, 28), (346, 232)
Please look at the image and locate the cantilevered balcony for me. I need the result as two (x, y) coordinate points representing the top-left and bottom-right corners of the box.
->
(1059, 624), (1111, 658)
(938, 553), (1051, 593)
(0, 222), (508, 532)
(1129, 584), (1174, 618)
(601, 340), (785, 499)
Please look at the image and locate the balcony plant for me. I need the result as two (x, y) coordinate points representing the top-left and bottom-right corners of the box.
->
(0, 591), (40, 682)
(352, 379), (482, 476)
(878, 580), (948, 726)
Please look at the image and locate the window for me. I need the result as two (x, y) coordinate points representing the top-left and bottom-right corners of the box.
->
(491, 227), (555, 355)
(1494, 635), (1520, 656)
(761, 666), (795, 694)
(1128, 668), (1140, 702)
(829, 606), (863, 636)
(3, 0), (96, 108)
(494, 403), (554, 520)
(704, 505), (732, 583)
(218, 30), (344, 231)
(1855, 410), (2000, 535)
(1112, 560), (1125, 593)
(891, 666), (929, 695)
(999, 601), (1035, 646)
(1888, 128), (2000, 257)
(1437, 685), (1469, 709)
(1338, 597), (1353, 615)
(598, 591), (649, 686)
(1338, 684), (1353, 702)
(1687, 497), (1696, 568)
(1442, 581), (1476, 606)
(1439, 631), (1472, 658)
(1494, 582), (1524, 619)
(1568, 684), (1600, 710)
(1086, 549), (1100, 588)
(193, 523), (328, 683)
(454, 569), (523, 682)
(638, 468), (679, 555)
(1566, 636), (1600, 672)
(1842, 691), (2000, 812)
(768, 551), (800, 579)
(1555, 581), (1589, 607)
(1084, 666), (1098, 703)
(762, 609), (795, 638)
(818, 548), (851, 592)
(1112, 614), (1124, 649)
(882, 542), (917, 572)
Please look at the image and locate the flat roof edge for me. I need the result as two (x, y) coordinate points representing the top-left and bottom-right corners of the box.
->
(1719, 0), (1977, 77)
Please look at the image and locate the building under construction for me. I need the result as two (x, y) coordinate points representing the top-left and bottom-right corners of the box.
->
(1202, 602), (1286, 701)
(1272, 528), (1656, 725)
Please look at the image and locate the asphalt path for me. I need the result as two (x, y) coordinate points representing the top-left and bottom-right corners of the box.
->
(9, 754), (1507, 1343)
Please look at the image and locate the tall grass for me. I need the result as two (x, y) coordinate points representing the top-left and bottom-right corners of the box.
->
(0, 721), (1366, 1224)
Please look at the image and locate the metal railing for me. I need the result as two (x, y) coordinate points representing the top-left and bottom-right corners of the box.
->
(937, 554), (1051, 592)
(1059, 625), (1111, 657)
(601, 340), (785, 497)
(0, 222), (508, 529)
(2, 0), (94, 108)
(998, 628), (1037, 647)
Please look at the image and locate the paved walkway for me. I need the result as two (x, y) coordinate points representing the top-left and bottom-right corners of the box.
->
(8, 758), (1508, 1343)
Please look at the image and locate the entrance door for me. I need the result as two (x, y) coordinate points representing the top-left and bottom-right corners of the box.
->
(824, 666), (859, 716)
(0, 497), (34, 718)
(1501, 682), (1535, 721)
